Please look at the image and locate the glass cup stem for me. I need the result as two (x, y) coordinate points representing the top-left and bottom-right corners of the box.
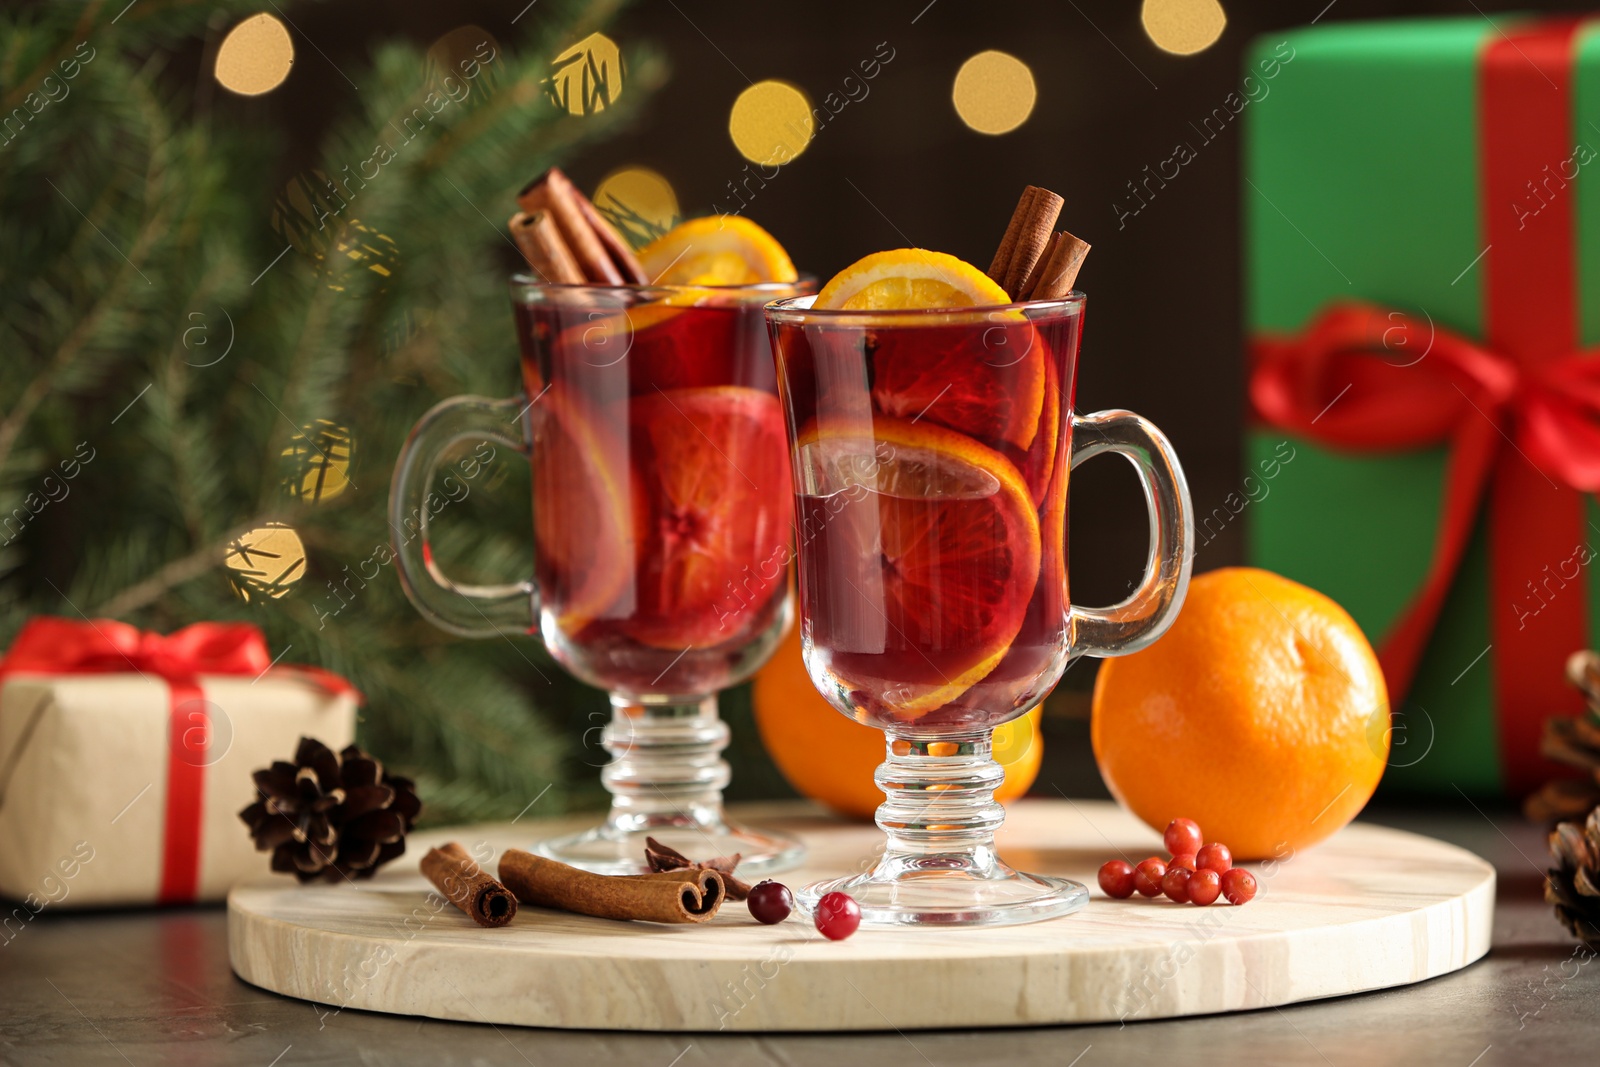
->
(797, 730), (1088, 927)
(534, 694), (805, 875)
(600, 695), (731, 833)
(876, 733), (1006, 866)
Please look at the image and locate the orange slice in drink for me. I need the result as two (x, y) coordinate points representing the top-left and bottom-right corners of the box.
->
(622, 386), (792, 649)
(870, 319), (1047, 454)
(795, 416), (1041, 716)
(816, 249), (1046, 456)
(638, 216), (798, 285)
(1006, 345), (1060, 505)
(813, 248), (1010, 310)
(532, 385), (638, 633)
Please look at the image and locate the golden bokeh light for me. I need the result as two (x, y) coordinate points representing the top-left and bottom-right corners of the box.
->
(214, 14), (295, 97)
(1141, 0), (1227, 55)
(952, 51), (1036, 135)
(327, 220), (398, 293)
(282, 420), (353, 504)
(594, 167), (680, 241)
(549, 32), (622, 115)
(728, 80), (815, 167)
(224, 523), (306, 601)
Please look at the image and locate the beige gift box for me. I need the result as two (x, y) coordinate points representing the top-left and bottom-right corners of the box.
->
(0, 674), (356, 908)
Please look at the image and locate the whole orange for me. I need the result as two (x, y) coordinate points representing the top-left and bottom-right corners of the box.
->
(1091, 567), (1388, 859)
(753, 625), (1042, 820)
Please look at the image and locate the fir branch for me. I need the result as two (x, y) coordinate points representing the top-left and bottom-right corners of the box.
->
(0, 59), (175, 474)
(0, 1), (105, 114)
(7, 0), (671, 824)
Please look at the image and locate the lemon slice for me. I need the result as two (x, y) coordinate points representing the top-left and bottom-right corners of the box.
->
(638, 216), (797, 285)
(814, 249), (1011, 310)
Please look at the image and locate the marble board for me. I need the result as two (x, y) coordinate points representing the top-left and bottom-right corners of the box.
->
(228, 799), (1495, 1031)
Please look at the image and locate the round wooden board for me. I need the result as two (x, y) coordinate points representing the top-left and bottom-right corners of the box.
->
(228, 799), (1494, 1032)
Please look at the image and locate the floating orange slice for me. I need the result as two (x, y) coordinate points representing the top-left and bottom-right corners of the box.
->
(1007, 344), (1060, 505)
(794, 416), (1041, 716)
(532, 385), (638, 633)
(637, 216), (797, 286)
(869, 318), (1047, 454)
(621, 386), (792, 649)
(813, 248), (1010, 310)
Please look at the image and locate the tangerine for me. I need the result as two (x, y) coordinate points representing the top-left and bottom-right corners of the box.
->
(1091, 567), (1388, 860)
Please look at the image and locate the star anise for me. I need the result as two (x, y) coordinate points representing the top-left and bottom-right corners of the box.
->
(644, 836), (751, 899)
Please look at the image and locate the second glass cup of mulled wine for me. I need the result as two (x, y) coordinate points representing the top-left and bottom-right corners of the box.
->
(766, 247), (1194, 925)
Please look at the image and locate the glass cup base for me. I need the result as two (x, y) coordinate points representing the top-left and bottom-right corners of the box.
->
(534, 817), (807, 877)
(797, 857), (1089, 928)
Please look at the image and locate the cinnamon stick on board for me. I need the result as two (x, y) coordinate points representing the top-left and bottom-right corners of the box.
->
(421, 842), (518, 928)
(509, 211), (585, 284)
(621, 868), (728, 902)
(987, 186), (1064, 300)
(498, 848), (724, 923)
(518, 167), (624, 285)
(1025, 230), (1092, 300)
(643, 835), (751, 899)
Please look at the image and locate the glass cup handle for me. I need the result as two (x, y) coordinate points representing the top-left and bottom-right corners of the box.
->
(389, 394), (536, 638)
(1066, 408), (1194, 659)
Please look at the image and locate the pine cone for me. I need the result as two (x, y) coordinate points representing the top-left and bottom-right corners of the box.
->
(1547, 806), (1600, 949)
(1523, 651), (1600, 826)
(239, 737), (422, 883)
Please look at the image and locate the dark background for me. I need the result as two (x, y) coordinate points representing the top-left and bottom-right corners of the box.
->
(217, 0), (1595, 613)
(183, 0), (1600, 794)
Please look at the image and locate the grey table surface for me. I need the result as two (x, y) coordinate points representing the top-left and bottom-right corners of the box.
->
(2, 802), (1596, 1067)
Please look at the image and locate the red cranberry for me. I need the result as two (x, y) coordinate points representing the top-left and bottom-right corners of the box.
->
(1133, 857), (1167, 897)
(747, 881), (793, 924)
(1164, 818), (1203, 857)
(1187, 868), (1221, 906)
(1098, 860), (1137, 899)
(1161, 866), (1192, 903)
(1168, 853), (1197, 871)
(815, 891), (861, 939)
(1195, 842), (1232, 874)
(1221, 868), (1258, 905)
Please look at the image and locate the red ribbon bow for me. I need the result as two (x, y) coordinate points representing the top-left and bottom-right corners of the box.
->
(0, 617), (357, 902)
(1253, 304), (1600, 708)
(2, 617), (272, 678)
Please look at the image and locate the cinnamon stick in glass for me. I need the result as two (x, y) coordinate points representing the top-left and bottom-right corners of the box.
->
(518, 167), (624, 285)
(421, 842), (518, 928)
(509, 210), (584, 285)
(988, 185), (1064, 299)
(576, 193), (648, 284)
(498, 848), (724, 923)
(1024, 230), (1092, 300)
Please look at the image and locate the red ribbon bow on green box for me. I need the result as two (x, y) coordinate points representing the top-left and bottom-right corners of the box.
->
(0, 617), (358, 902)
(1250, 19), (1597, 795)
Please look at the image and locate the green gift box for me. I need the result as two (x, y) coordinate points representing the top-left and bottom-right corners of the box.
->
(1244, 16), (1600, 796)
